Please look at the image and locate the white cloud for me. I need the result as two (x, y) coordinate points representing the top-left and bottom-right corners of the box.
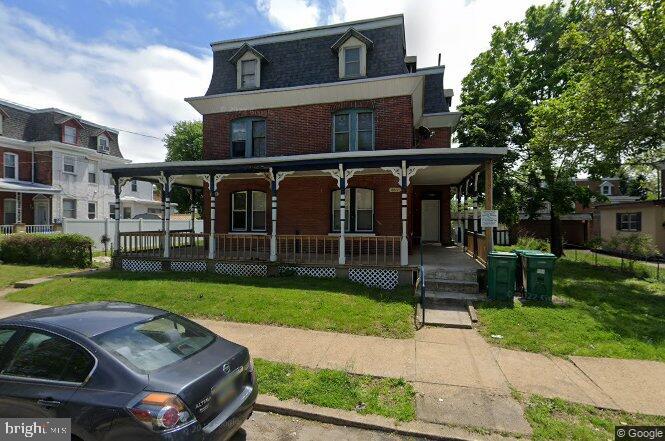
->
(256, 0), (320, 30)
(328, 0), (550, 110)
(0, 4), (211, 162)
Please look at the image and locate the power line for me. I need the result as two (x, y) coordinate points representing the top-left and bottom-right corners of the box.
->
(115, 128), (163, 140)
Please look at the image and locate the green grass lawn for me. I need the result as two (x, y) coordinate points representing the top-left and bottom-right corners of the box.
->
(477, 249), (665, 361)
(523, 394), (665, 441)
(0, 264), (81, 288)
(7, 271), (415, 338)
(254, 358), (415, 422)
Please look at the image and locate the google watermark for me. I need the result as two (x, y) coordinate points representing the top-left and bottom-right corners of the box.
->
(616, 426), (665, 441)
(1, 419), (70, 441)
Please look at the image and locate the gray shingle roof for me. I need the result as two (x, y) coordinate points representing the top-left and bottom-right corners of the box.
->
(423, 72), (450, 113)
(205, 24), (408, 96)
(0, 100), (123, 158)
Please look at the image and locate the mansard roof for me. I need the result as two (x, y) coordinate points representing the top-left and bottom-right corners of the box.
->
(228, 43), (268, 64)
(330, 28), (373, 52)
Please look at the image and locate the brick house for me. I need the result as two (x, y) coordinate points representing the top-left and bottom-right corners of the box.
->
(0, 98), (163, 231)
(105, 15), (506, 287)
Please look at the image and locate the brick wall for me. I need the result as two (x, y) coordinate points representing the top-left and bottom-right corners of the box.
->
(203, 96), (415, 159)
(0, 147), (33, 181)
(417, 127), (451, 148)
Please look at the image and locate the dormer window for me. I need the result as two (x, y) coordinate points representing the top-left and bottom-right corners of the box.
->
(241, 59), (257, 89)
(229, 43), (266, 90)
(332, 28), (372, 79)
(601, 183), (612, 196)
(98, 135), (110, 154)
(63, 125), (77, 144)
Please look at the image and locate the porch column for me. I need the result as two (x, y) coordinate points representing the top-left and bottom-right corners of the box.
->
(113, 176), (122, 254)
(207, 174), (218, 259)
(338, 164), (346, 265)
(456, 187), (462, 243)
(270, 175), (277, 262)
(400, 161), (408, 266)
(189, 188), (196, 230)
(162, 174), (172, 258)
(15, 192), (23, 224)
(485, 160), (494, 253)
(461, 181), (467, 249)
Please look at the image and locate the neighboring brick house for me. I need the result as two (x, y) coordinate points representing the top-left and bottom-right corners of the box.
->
(105, 15), (505, 284)
(517, 177), (641, 245)
(0, 99), (163, 229)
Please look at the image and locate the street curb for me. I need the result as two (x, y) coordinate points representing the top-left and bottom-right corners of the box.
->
(255, 395), (513, 441)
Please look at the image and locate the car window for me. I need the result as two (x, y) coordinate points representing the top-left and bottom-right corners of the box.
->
(93, 314), (215, 373)
(0, 329), (16, 353)
(1, 331), (94, 383)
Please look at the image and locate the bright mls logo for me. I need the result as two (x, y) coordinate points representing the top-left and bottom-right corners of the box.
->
(2, 419), (70, 441)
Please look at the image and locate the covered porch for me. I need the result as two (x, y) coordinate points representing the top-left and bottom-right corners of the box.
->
(104, 147), (505, 288)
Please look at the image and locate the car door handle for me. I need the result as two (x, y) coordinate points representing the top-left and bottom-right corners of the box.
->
(37, 399), (61, 408)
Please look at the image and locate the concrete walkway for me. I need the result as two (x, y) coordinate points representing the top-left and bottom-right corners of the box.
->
(2, 295), (664, 435)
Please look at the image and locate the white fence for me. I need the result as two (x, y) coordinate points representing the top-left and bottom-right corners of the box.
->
(62, 219), (204, 251)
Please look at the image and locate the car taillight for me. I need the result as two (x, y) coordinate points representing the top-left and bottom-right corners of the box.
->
(128, 392), (193, 431)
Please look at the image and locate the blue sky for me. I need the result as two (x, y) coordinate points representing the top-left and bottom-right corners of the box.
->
(0, 0), (548, 162)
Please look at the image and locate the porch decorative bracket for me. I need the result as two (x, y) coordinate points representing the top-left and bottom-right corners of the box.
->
(406, 166), (427, 187)
(322, 168), (343, 188)
(344, 168), (364, 187)
(381, 167), (402, 186)
(275, 171), (294, 190)
(156, 172), (177, 188)
(113, 176), (132, 189)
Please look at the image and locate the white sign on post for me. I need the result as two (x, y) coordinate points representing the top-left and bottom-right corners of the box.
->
(480, 210), (499, 229)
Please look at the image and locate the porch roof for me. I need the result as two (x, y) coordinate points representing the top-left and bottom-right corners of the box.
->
(103, 147), (507, 188)
(0, 179), (60, 194)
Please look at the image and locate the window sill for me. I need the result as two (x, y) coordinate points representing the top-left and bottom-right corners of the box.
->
(229, 231), (267, 235)
(63, 171), (76, 176)
(328, 232), (375, 237)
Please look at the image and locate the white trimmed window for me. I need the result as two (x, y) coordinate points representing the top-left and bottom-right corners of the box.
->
(63, 155), (75, 174)
(241, 59), (257, 88)
(98, 135), (109, 154)
(332, 188), (374, 233)
(3, 199), (16, 224)
(231, 191), (266, 232)
(88, 171), (97, 184)
(131, 179), (138, 192)
(63, 125), (77, 144)
(3, 152), (18, 180)
(338, 37), (367, 79)
(63, 199), (77, 219)
(87, 202), (96, 220)
(344, 47), (361, 76)
(123, 207), (132, 219)
(601, 183), (611, 195)
(109, 203), (116, 219)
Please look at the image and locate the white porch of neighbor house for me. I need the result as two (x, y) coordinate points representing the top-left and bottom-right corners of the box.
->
(103, 148), (504, 289)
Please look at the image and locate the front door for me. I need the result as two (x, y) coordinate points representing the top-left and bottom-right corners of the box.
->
(421, 199), (440, 242)
(34, 199), (50, 225)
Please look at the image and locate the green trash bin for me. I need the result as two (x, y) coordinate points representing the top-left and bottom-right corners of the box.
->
(487, 251), (518, 301)
(521, 251), (557, 301)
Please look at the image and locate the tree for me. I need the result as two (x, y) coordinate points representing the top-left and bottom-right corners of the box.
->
(457, 1), (586, 251)
(163, 121), (203, 214)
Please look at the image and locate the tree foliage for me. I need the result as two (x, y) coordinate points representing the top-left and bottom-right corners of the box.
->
(163, 121), (203, 214)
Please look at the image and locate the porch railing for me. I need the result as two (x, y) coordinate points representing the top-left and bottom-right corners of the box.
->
(277, 235), (339, 264)
(345, 235), (400, 266)
(0, 225), (14, 235)
(120, 232), (163, 258)
(466, 231), (488, 266)
(26, 225), (53, 234)
(215, 234), (269, 261)
(170, 232), (206, 259)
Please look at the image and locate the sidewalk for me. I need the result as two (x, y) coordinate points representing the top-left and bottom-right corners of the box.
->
(1, 295), (664, 433)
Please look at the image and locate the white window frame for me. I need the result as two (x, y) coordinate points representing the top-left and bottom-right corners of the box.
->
(231, 191), (248, 232)
(3, 152), (18, 180)
(62, 198), (77, 219)
(87, 202), (96, 220)
(601, 184), (611, 195)
(63, 155), (76, 174)
(236, 52), (261, 90)
(123, 206), (132, 219)
(97, 135), (110, 154)
(251, 191), (267, 232)
(338, 37), (367, 79)
(343, 47), (361, 77)
(63, 125), (77, 144)
(354, 188), (374, 232)
(88, 171), (97, 184)
(3, 198), (16, 224)
(131, 179), (138, 192)
(109, 203), (116, 219)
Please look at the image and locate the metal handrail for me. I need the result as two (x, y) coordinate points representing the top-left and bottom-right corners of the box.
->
(419, 239), (425, 325)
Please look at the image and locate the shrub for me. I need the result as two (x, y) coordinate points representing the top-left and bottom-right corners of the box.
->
(515, 236), (550, 252)
(0, 233), (93, 268)
(603, 233), (661, 258)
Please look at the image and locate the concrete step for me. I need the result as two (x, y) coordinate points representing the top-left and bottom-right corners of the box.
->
(417, 303), (473, 328)
(424, 291), (486, 307)
(427, 268), (478, 282)
(425, 279), (479, 294)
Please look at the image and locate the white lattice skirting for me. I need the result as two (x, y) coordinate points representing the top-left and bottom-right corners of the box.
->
(121, 259), (163, 272)
(215, 263), (267, 277)
(172, 261), (207, 272)
(278, 266), (336, 278)
(348, 268), (399, 290)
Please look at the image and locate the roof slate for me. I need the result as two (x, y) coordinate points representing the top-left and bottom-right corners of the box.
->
(205, 25), (408, 96)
